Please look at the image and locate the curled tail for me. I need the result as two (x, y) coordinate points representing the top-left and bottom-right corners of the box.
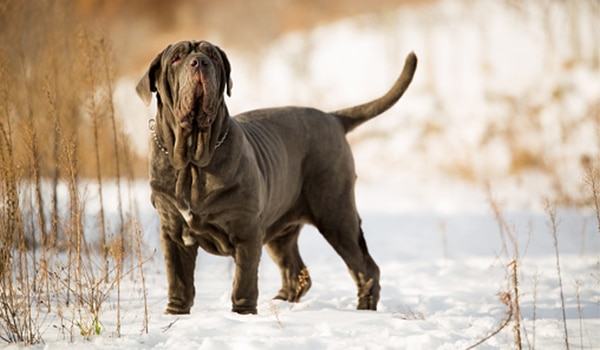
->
(332, 52), (417, 133)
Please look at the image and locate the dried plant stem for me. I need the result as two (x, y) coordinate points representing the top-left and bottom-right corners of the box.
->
(80, 29), (109, 279)
(1, 115), (42, 344)
(100, 37), (125, 242)
(508, 260), (522, 349)
(466, 292), (513, 350)
(46, 84), (61, 249)
(532, 272), (539, 350)
(545, 200), (570, 350)
(584, 166), (600, 235)
(574, 279), (589, 349)
(1, 5), (149, 343)
(268, 301), (285, 329)
(134, 226), (150, 335)
(115, 237), (123, 337)
(26, 119), (47, 251)
(485, 188), (528, 349)
(26, 118), (53, 313)
(92, 109), (109, 275)
(1, 124), (27, 343)
(486, 185), (509, 257)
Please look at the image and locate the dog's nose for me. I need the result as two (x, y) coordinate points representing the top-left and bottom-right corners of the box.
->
(190, 56), (209, 68)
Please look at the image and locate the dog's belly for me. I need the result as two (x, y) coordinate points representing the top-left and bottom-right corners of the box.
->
(194, 233), (234, 256)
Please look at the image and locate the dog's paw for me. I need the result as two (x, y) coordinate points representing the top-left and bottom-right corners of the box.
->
(165, 306), (191, 315)
(357, 295), (377, 311)
(274, 267), (312, 303)
(356, 272), (378, 311)
(232, 305), (258, 315)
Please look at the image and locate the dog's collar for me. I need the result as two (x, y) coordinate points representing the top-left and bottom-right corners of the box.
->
(148, 118), (229, 156)
(148, 119), (169, 155)
(214, 127), (229, 149)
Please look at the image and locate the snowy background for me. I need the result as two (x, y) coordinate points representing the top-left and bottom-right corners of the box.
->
(4, 0), (600, 349)
(118, 0), (600, 211)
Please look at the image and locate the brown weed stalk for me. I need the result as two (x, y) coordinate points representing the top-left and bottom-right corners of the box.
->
(583, 165), (600, 235)
(466, 292), (514, 350)
(481, 189), (526, 349)
(0, 70), (42, 346)
(545, 200), (570, 350)
(133, 224), (150, 334)
(0, 1), (151, 345)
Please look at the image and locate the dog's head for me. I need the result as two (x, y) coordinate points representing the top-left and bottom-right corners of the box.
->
(137, 40), (232, 169)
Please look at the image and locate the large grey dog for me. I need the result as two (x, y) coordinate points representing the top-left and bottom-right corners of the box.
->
(137, 40), (417, 315)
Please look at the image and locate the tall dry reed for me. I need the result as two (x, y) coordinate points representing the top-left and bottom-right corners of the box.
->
(0, 1), (150, 345)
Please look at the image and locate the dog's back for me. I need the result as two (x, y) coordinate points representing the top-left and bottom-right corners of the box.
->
(233, 107), (354, 227)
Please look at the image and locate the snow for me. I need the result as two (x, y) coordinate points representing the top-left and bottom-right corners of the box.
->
(8, 180), (598, 350)
(7, 184), (599, 349)
(5, 0), (600, 349)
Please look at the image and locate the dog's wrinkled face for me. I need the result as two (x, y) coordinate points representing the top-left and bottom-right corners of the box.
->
(137, 40), (232, 168)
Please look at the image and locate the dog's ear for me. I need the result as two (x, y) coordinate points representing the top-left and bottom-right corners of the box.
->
(136, 46), (169, 106)
(216, 46), (233, 97)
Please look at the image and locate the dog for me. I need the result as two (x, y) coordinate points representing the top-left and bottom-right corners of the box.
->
(136, 40), (417, 314)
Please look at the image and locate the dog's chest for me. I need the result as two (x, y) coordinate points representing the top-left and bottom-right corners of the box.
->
(174, 165), (221, 210)
(169, 168), (237, 254)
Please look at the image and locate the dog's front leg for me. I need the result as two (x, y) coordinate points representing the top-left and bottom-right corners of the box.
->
(161, 225), (198, 314)
(231, 237), (262, 314)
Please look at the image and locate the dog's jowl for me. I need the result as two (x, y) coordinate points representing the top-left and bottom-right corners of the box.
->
(137, 40), (417, 315)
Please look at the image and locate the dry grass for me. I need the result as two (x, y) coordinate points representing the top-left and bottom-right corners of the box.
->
(472, 167), (600, 349)
(583, 161), (600, 234)
(394, 305), (426, 321)
(0, 1), (150, 344)
(68, 0), (432, 72)
(268, 301), (285, 330)
(466, 292), (514, 350)
(0, 0), (147, 180)
(476, 190), (526, 349)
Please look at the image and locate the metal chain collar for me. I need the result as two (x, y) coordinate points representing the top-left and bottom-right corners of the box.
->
(148, 118), (229, 157)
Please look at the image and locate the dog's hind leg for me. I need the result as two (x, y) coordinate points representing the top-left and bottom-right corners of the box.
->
(309, 188), (381, 310)
(320, 218), (381, 310)
(265, 224), (312, 303)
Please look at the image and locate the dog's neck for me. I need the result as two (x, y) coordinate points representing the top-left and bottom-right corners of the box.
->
(149, 115), (230, 157)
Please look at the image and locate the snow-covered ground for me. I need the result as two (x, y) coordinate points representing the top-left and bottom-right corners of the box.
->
(5, 0), (600, 349)
(5, 181), (597, 350)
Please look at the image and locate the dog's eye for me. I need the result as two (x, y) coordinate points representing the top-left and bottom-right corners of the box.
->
(171, 56), (182, 65)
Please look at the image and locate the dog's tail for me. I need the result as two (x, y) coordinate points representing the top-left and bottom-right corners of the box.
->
(331, 52), (417, 133)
